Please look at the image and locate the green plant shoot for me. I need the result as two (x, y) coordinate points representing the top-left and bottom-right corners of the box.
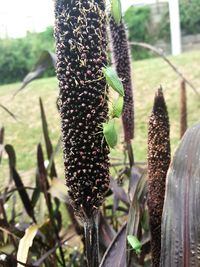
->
(102, 120), (118, 149)
(127, 235), (142, 254)
(102, 66), (124, 96)
(110, 95), (124, 118)
(111, 0), (122, 25)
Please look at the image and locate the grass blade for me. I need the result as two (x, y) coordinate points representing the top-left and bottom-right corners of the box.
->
(0, 127), (4, 164)
(5, 145), (36, 222)
(13, 50), (56, 97)
(39, 98), (57, 178)
(0, 104), (17, 121)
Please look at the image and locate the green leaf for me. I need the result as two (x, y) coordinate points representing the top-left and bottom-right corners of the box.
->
(102, 66), (124, 96)
(127, 235), (142, 254)
(111, 0), (122, 25)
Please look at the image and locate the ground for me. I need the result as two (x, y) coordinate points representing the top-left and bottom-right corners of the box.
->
(0, 50), (200, 187)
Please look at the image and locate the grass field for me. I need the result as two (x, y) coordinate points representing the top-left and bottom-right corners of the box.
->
(0, 50), (200, 186)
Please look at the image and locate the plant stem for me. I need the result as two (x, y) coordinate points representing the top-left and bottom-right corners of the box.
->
(84, 213), (99, 267)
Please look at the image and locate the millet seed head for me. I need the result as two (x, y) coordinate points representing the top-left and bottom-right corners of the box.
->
(147, 87), (171, 267)
(54, 0), (110, 219)
(109, 16), (134, 142)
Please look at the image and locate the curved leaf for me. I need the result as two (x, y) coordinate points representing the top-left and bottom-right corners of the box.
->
(161, 122), (200, 266)
(0, 104), (17, 120)
(100, 223), (126, 267)
(5, 145), (36, 222)
(39, 98), (57, 178)
(13, 50), (56, 97)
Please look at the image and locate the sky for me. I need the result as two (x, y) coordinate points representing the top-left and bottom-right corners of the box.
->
(0, 0), (136, 38)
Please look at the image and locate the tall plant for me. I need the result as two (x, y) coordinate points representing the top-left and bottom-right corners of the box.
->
(147, 88), (171, 267)
(54, 0), (110, 266)
(109, 15), (134, 167)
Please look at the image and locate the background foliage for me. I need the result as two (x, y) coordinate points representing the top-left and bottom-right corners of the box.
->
(158, 0), (200, 40)
(124, 0), (200, 59)
(0, 27), (54, 85)
(1, 0), (200, 84)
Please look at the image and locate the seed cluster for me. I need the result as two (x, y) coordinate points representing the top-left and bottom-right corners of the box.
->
(54, 0), (110, 219)
(147, 88), (171, 267)
(109, 16), (134, 142)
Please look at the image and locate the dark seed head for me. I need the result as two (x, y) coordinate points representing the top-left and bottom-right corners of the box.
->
(55, 0), (110, 219)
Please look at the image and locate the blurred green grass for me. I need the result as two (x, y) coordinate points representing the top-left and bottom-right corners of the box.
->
(0, 50), (200, 186)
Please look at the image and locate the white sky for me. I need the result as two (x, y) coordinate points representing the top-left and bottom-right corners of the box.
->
(0, 0), (165, 38)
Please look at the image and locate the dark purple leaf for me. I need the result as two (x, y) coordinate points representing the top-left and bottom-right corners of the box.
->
(5, 144), (16, 168)
(37, 144), (49, 198)
(39, 98), (57, 178)
(110, 177), (129, 207)
(33, 235), (75, 266)
(100, 223), (126, 267)
(126, 170), (147, 264)
(161, 122), (200, 266)
(36, 143), (66, 266)
(0, 127), (4, 164)
(0, 104), (17, 121)
(128, 166), (144, 201)
(99, 212), (116, 250)
(5, 145), (35, 222)
(31, 172), (41, 209)
(13, 50), (56, 97)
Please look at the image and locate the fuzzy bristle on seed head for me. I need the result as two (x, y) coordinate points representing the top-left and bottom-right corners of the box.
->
(147, 87), (171, 267)
(109, 16), (134, 142)
(54, 0), (110, 219)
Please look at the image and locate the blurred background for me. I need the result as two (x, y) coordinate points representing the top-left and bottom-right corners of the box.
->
(0, 0), (199, 85)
